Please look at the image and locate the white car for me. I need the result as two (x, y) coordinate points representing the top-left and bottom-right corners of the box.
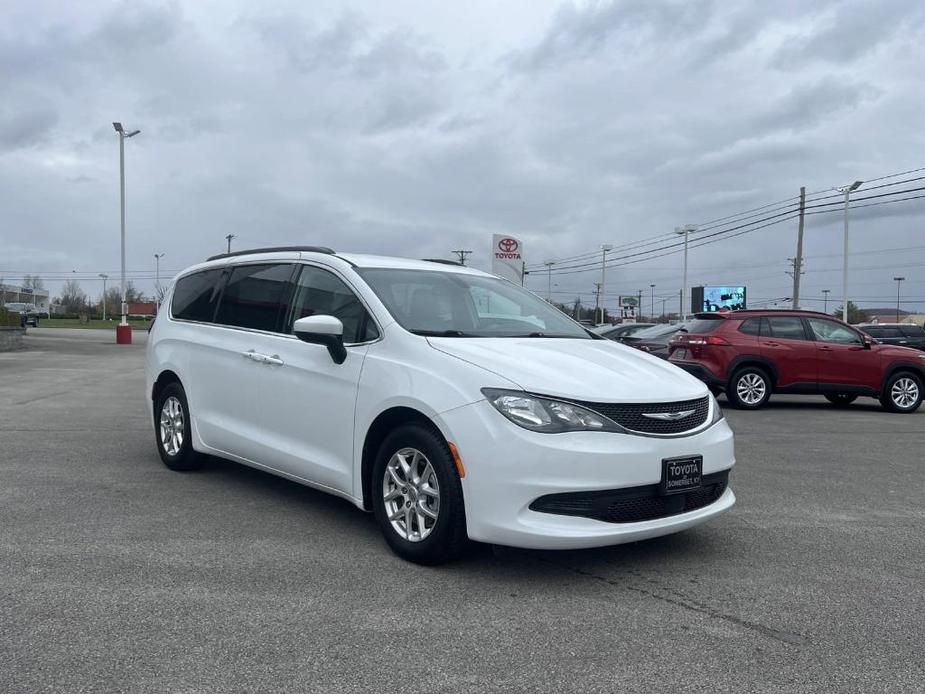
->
(145, 247), (735, 564)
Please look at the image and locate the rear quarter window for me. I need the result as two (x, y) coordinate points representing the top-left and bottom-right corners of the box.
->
(737, 317), (761, 335)
(171, 269), (224, 322)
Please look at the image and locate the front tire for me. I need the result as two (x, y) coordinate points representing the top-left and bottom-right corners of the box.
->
(727, 367), (771, 410)
(880, 372), (923, 413)
(372, 423), (468, 565)
(153, 382), (203, 471)
(825, 394), (857, 407)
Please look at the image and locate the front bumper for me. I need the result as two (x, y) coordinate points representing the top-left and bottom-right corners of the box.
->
(670, 361), (725, 389)
(442, 399), (736, 550)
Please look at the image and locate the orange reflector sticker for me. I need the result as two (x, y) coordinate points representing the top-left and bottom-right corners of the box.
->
(448, 442), (466, 478)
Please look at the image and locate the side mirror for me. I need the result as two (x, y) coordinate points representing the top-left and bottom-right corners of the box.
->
(862, 336), (874, 350)
(293, 315), (347, 364)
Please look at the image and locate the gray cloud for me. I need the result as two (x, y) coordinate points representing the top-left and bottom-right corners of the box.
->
(1, 0), (924, 314)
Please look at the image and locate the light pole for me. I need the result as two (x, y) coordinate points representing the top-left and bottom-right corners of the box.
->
(675, 224), (697, 319)
(544, 261), (554, 301)
(837, 180), (863, 324)
(99, 274), (108, 321)
(599, 244), (613, 324)
(113, 121), (140, 343)
(893, 276), (905, 323)
(821, 289), (831, 314)
(650, 283), (656, 322)
(154, 253), (165, 309)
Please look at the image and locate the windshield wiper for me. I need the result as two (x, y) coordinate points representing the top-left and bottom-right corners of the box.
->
(519, 332), (582, 338)
(411, 329), (472, 337)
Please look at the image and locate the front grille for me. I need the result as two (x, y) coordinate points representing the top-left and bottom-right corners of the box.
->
(569, 395), (710, 435)
(530, 471), (729, 524)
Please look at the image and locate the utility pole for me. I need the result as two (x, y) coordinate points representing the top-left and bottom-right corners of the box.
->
(452, 250), (472, 266)
(679, 289), (683, 319)
(544, 262), (554, 301)
(894, 277), (905, 323)
(225, 234), (236, 254)
(791, 186), (806, 309)
(822, 289), (831, 314)
(600, 244), (613, 324)
(637, 289), (643, 320)
(660, 298), (667, 321)
(594, 283), (602, 322)
(650, 284), (656, 322)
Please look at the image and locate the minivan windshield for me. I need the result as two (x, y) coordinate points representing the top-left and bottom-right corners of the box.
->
(357, 268), (590, 338)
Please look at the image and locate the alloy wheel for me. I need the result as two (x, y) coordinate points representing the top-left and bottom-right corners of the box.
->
(736, 373), (767, 405)
(891, 377), (919, 409)
(382, 447), (441, 542)
(159, 396), (185, 456)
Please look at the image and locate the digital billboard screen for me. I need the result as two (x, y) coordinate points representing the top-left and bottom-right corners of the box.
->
(693, 286), (746, 312)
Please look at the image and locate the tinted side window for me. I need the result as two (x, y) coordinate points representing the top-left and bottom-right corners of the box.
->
(869, 327), (901, 338)
(767, 317), (807, 340)
(215, 264), (294, 332)
(738, 317), (761, 335)
(287, 266), (379, 343)
(901, 325), (925, 337)
(171, 269), (223, 322)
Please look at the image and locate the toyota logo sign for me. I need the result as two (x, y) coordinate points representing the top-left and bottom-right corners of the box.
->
(498, 238), (519, 253)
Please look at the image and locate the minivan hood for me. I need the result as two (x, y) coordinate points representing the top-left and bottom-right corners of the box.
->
(427, 337), (707, 403)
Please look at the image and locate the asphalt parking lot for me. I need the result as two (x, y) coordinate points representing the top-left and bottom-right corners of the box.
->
(2, 329), (924, 693)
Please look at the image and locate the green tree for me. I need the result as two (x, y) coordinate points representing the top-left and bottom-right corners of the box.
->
(832, 301), (866, 325)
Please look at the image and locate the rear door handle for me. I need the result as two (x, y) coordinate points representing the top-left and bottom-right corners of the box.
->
(242, 350), (264, 363)
(765, 341), (780, 347)
(263, 354), (284, 366)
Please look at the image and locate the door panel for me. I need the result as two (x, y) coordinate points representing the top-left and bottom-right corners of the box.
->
(250, 265), (378, 494)
(758, 316), (817, 387)
(806, 318), (882, 390)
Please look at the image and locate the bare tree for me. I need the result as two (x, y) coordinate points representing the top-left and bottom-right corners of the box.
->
(60, 279), (87, 313)
(23, 275), (45, 291)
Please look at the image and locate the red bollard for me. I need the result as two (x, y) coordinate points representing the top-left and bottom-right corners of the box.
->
(116, 324), (133, 344)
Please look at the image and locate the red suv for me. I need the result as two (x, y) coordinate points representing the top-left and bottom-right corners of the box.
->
(667, 310), (925, 413)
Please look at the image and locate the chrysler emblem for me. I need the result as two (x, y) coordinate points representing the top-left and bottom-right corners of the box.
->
(642, 410), (695, 421)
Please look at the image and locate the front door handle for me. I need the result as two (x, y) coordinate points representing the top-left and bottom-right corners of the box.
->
(242, 350), (263, 362)
(263, 354), (284, 366)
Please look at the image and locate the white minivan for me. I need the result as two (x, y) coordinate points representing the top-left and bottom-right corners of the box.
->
(145, 247), (735, 563)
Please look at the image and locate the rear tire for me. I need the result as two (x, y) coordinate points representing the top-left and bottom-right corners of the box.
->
(880, 372), (923, 413)
(824, 394), (857, 407)
(727, 367), (771, 410)
(153, 382), (204, 471)
(372, 423), (468, 565)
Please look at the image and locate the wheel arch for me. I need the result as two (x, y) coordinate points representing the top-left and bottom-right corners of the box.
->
(881, 360), (925, 392)
(727, 355), (778, 388)
(151, 369), (183, 402)
(360, 406), (446, 512)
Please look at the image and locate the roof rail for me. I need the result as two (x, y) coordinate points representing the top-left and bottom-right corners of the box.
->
(421, 258), (463, 266)
(207, 246), (336, 262)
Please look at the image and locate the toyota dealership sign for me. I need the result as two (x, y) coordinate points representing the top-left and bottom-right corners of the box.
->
(491, 234), (525, 284)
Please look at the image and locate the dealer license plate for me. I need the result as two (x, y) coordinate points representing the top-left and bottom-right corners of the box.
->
(660, 456), (702, 495)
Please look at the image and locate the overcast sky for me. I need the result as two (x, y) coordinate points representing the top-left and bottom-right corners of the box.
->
(3, 0), (925, 314)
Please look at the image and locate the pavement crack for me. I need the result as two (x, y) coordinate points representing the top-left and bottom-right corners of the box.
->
(537, 557), (807, 647)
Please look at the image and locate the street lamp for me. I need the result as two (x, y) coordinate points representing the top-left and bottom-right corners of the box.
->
(99, 274), (109, 321)
(113, 121), (141, 344)
(543, 261), (554, 301)
(836, 180), (863, 324)
(599, 244), (613, 324)
(893, 276), (905, 323)
(675, 224), (697, 319)
(650, 283), (656, 322)
(154, 253), (166, 309)
(821, 289), (831, 314)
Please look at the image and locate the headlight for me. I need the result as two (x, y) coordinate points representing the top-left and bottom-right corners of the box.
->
(481, 388), (625, 433)
(709, 392), (725, 425)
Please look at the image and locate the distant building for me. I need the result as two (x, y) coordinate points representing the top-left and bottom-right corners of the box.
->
(0, 283), (50, 315)
(127, 302), (157, 318)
